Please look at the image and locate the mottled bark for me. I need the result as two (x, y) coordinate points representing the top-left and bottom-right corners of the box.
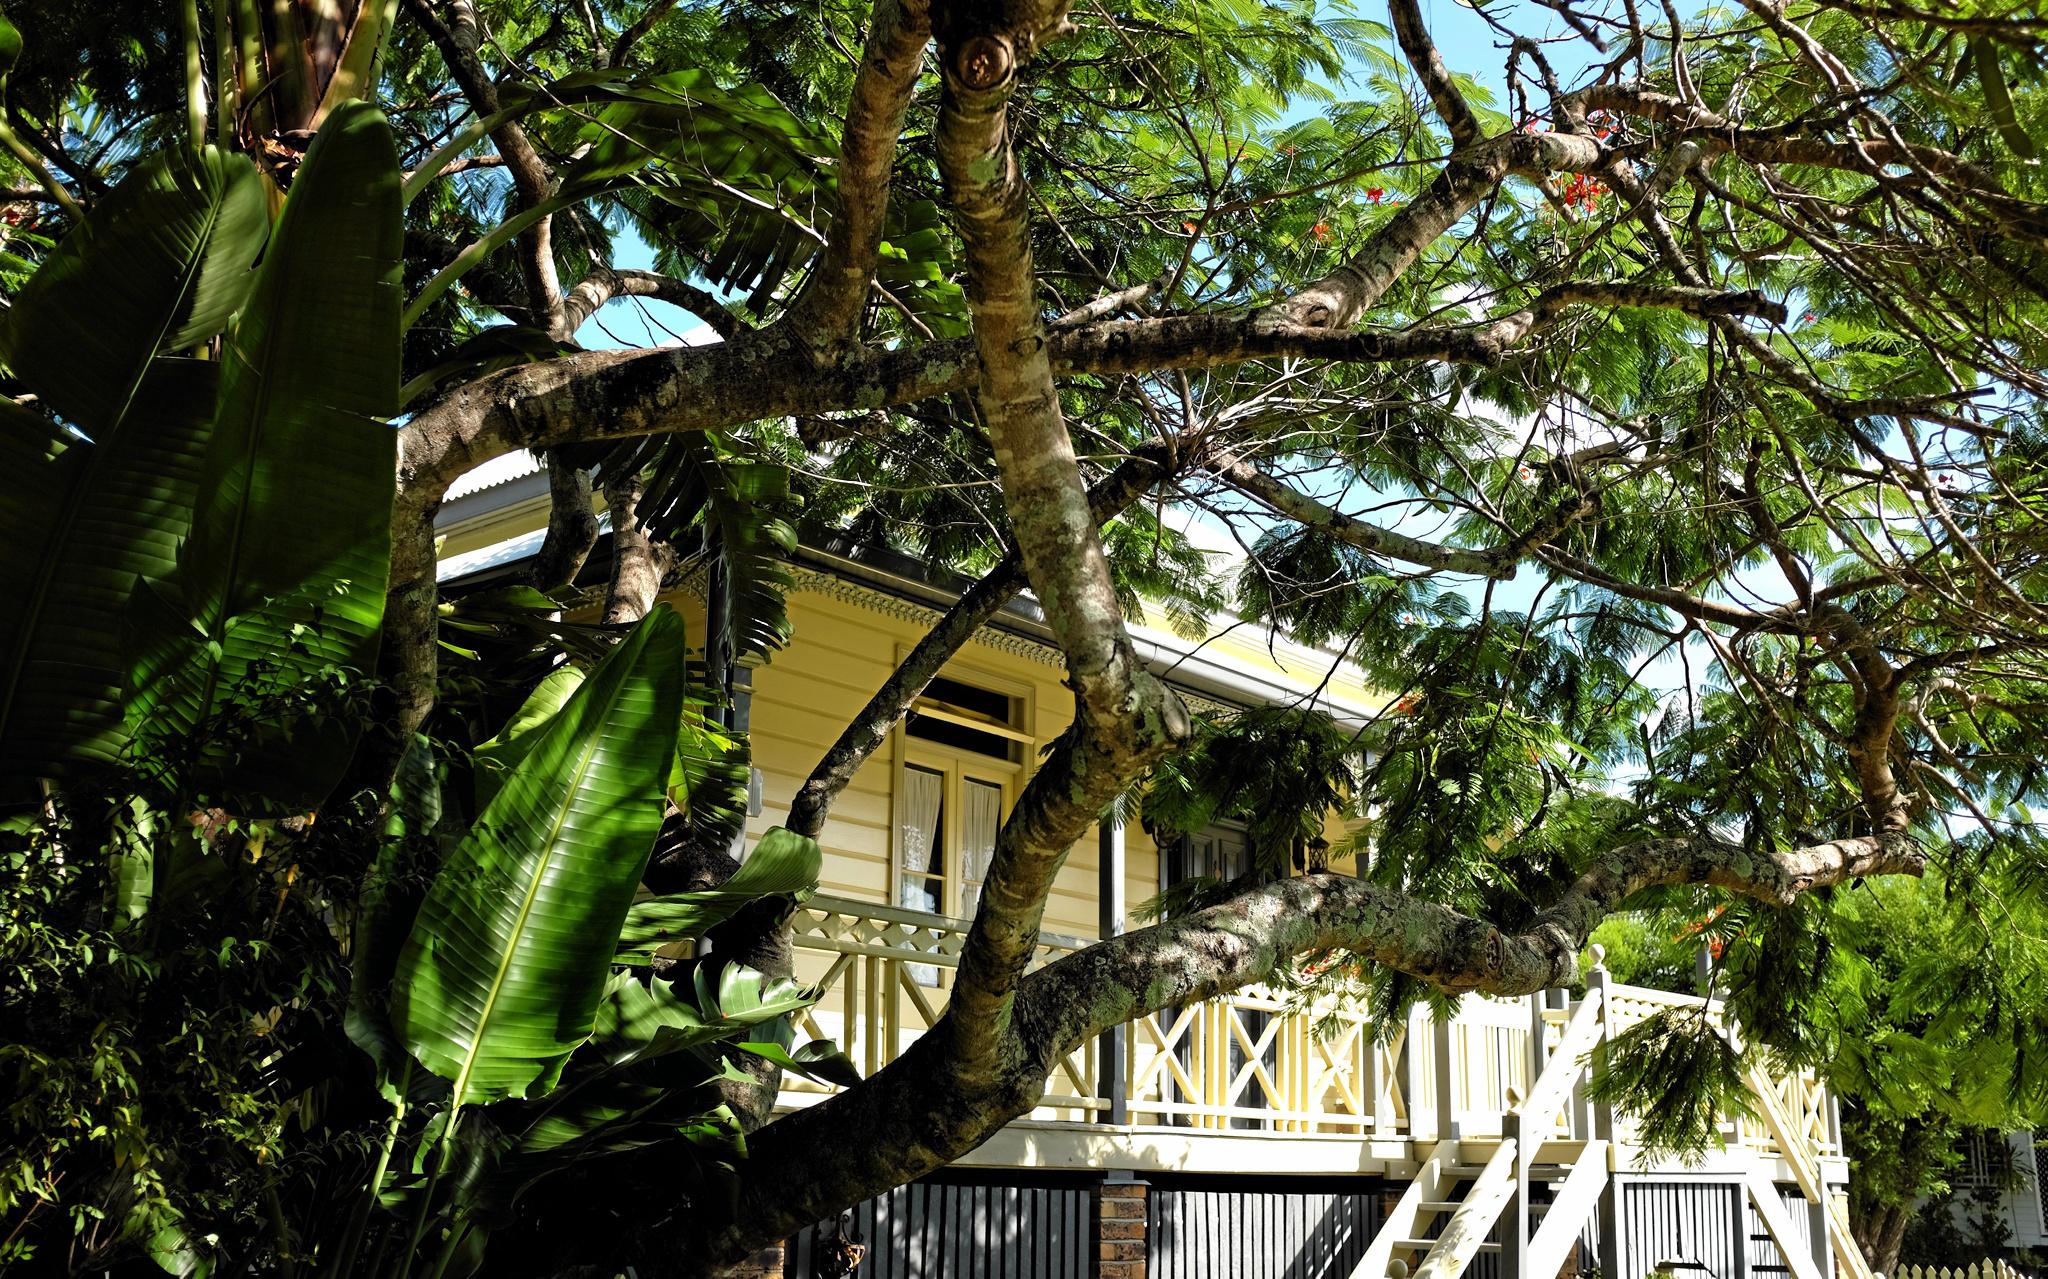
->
(1389, 0), (1482, 149)
(396, 281), (1601, 742)
(783, 0), (932, 357)
(528, 457), (599, 593)
(350, 3), (2048, 1267)
(1261, 129), (1596, 329)
(599, 469), (674, 625)
(931, 0), (1190, 1088)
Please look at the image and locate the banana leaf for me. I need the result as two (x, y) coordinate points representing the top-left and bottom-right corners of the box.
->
(122, 100), (401, 807)
(0, 361), (214, 788)
(0, 143), (265, 437)
(615, 825), (821, 961)
(471, 665), (587, 812)
(510, 963), (815, 1159)
(0, 145), (269, 786)
(390, 607), (687, 1105)
(620, 430), (798, 661)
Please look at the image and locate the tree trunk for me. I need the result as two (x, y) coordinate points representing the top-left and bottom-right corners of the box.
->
(529, 456), (600, 591)
(1850, 1186), (1912, 1277)
(600, 469), (674, 625)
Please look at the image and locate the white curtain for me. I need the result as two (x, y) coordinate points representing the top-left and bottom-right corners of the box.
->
(898, 766), (944, 908)
(899, 766), (945, 986)
(959, 780), (1001, 917)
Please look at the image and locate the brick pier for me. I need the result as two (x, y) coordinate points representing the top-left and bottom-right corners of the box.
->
(1095, 1178), (1148, 1279)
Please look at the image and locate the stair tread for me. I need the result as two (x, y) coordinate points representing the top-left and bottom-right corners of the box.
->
(1396, 1238), (1503, 1254)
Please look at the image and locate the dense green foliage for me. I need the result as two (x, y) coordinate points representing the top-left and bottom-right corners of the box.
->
(0, 49), (838, 1275)
(2, 0), (2048, 1272)
(1589, 859), (2048, 1266)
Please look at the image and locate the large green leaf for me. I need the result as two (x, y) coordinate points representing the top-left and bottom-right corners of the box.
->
(615, 826), (821, 961)
(471, 665), (586, 811)
(390, 608), (688, 1105)
(0, 145), (265, 436)
(0, 360), (214, 786)
(0, 143), (264, 787)
(183, 102), (398, 629)
(510, 963), (816, 1160)
(123, 101), (401, 805)
(666, 700), (750, 851)
(553, 70), (831, 310)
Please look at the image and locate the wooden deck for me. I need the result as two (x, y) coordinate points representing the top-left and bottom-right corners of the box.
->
(772, 893), (1868, 1279)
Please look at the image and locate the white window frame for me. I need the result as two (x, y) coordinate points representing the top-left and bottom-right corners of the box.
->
(888, 656), (1034, 926)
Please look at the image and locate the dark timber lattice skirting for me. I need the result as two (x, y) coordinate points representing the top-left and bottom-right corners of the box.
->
(782, 1171), (1823, 1279)
(782, 1171), (1096, 1278)
(1611, 1177), (1821, 1279)
(1145, 1176), (1384, 1279)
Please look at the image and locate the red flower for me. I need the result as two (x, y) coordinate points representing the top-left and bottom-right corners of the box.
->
(1182, 221), (1198, 235)
(1366, 187), (1385, 203)
(1312, 221), (1331, 241)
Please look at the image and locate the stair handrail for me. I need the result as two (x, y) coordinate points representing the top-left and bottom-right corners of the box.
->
(1741, 1056), (1876, 1279)
(1414, 1139), (1521, 1279)
(1513, 987), (1604, 1136)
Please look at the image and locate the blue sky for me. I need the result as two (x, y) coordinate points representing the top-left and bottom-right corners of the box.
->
(573, 0), (1584, 348)
(561, 0), (1717, 726)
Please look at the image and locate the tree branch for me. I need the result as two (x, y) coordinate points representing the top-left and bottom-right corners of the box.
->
(405, 0), (568, 334)
(1051, 273), (1169, 326)
(384, 288), (1782, 740)
(930, 0), (1191, 1086)
(561, 267), (744, 339)
(717, 827), (1922, 1262)
(785, 449), (1170, 838)
(1207, 448), (1512, 578)
(1579, 82), (2048, 245)
(783, 0), (932, 356)
(1260, 130), (1602, 329)
(1390, 0), (1483, 150)
(609, 0), (680, 64)
(529, 456), (600, 592)
(599, 468), (674, 624)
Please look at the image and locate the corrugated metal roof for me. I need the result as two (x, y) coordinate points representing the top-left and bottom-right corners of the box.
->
(445, 452), (542, 501)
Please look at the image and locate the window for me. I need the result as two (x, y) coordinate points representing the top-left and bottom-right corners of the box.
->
(1162, 825), (1250, 890)
(906, 675), (1026, 763)
(898, 765), (946, 915)
(895, 765), (1003, 919)
(894, 671), (1029, 950)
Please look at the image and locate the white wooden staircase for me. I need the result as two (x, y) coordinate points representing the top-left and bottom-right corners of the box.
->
(1348, 974), (1865, 1279)
(1351, 989), (1612, 1279)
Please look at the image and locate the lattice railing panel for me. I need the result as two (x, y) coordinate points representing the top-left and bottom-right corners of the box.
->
(776, 898), (1839, 1150)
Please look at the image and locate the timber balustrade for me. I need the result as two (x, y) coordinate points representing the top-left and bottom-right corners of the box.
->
(777, 894), (1840, 1165)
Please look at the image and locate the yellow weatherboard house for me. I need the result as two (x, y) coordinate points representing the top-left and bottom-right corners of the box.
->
(438, 454), (1863, 1279)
